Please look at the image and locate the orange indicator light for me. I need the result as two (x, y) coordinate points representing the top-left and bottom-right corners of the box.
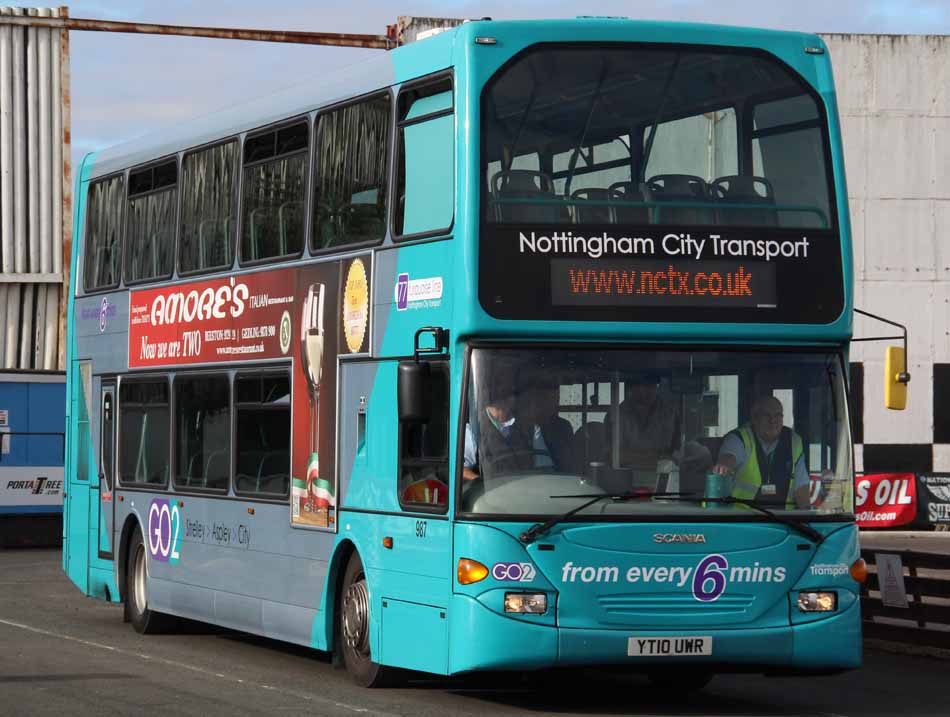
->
(457, 558), (489, 585)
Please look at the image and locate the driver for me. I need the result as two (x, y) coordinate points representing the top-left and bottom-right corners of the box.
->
(463, 370), (569, 480)
(711, 395), (810, 509)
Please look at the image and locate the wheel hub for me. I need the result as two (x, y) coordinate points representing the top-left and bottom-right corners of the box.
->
(341, 577), (369, 656)
(133, 545), (147, 612)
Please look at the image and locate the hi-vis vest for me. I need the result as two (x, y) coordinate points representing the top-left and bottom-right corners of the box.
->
(730, 425), (803, 508)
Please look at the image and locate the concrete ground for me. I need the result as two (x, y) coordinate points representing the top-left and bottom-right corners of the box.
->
(2, 548), (950, 716)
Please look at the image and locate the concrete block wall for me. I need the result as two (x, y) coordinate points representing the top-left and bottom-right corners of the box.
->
(823, 34), (950, 473)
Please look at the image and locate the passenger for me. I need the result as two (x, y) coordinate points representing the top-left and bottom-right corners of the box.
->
(711, 395), (810, 508)
(520, 375), (576, 473)
(606, 373), (679, 471)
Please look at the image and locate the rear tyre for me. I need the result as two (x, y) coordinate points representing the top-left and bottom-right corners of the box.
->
(337, 552), (396, 687)
(125, 528), (171, 634)
(647, 669), (713, 691)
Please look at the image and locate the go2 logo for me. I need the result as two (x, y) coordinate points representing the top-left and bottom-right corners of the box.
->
(147, 498), (182, 564)
(492, 562), (536, 582)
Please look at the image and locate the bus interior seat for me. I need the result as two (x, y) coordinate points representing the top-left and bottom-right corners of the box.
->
(235, 450), (266, 492)
(278, 200), (304, 254)
(644, 174), (713, 224)
(571, 187), (613, 224)
(198, 218), (229, 269)
(145, 233), (160, 278)
(257, 451), (290, 493)
(711, 175), (777, 226)
(574, 420), (607, 471)
(258, 474), (289, 495)
(345, 201), (385, 242)
(248, 207), (276, 260)
(179, 223), (197, 269)
(314, 201), (341, 250)
(185, 453), (204, 487)
(204, 450), (229, 490)
(608, 181), (651, 224)
(490, 169), (563, 223)
(93, 240), (120, 286)
(155, 226), (174, 274)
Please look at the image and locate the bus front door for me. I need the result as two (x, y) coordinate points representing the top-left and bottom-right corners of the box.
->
(64, 361), (93, 593)
(97, 382), (115, 561)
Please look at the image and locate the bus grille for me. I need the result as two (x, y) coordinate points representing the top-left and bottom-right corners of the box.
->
(598, 592), (755, 616)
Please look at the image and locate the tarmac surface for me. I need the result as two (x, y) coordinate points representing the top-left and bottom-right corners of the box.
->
(1, 547), (948, 717)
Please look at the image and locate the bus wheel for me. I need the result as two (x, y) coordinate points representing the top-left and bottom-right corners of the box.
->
(125, 529), (169, 634)
(337, 553), (394, 687)
(647, 669), (713, 691)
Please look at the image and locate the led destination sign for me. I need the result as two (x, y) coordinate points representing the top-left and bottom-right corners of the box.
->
(551, 258), (777, 309)
(478, 224), (844, 324)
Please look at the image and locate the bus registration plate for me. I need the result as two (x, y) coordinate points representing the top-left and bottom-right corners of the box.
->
(627, 636), (713, 657)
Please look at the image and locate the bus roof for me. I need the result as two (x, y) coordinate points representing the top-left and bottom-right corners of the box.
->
(87, 27), (457, 179)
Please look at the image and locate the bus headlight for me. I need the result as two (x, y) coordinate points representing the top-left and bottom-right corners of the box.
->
(504, 592), (547, 614)
(797, 591), (837, 612)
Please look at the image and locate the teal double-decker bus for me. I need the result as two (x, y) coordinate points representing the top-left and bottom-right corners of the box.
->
(64, 18), (866, 688)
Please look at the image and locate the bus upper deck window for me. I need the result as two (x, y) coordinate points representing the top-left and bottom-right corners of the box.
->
(179, 140), (238, 274)
(241, 120), (309, 264)
(395, 77), (454, 239)
(83, 175), (126, 292)
(312, 93), (391, 252)
(125, 159), (177, 284)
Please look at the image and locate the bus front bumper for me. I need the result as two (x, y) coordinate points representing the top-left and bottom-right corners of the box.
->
(448, 593), (861, 675)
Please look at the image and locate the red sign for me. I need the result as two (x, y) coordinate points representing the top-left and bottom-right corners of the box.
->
(854, 473), (917, 528)
(129, 270), (296, 367)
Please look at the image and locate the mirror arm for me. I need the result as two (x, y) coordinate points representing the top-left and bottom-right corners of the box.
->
(413, 326), (450, 362)
(853, 308), (910, 383)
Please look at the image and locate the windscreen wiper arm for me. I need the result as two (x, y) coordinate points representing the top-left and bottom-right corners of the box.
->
(666, 495), (825, 545)
(519, 490), (699, 544)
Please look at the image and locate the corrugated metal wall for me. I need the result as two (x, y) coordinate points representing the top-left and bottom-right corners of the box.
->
(0, 6), (68, 371)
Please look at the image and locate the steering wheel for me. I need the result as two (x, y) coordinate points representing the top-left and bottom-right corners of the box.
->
(481, 448), (555, 473)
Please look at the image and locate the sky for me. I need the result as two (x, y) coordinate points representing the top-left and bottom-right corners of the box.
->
(5, 0), (950, 171)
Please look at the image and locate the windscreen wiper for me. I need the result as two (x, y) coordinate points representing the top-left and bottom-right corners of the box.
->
(666, 495), (825, 545)
(519, 490), (699, 544)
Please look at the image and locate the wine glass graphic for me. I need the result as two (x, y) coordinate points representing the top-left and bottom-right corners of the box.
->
(301, 283), (325, 514)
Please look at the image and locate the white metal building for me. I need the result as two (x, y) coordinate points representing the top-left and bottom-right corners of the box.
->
(824, 33), (950, 474)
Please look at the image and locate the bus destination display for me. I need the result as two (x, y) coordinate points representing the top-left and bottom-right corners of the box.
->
(551, 258), (777, 309)
(479, 225), (844, 324)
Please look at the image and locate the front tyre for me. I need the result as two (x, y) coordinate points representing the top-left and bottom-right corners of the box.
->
(337, 552), (395, 687)
(125, 528), (171, 634)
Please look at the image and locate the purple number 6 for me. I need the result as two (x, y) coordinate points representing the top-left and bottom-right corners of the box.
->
(692, 554), (728, 602)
